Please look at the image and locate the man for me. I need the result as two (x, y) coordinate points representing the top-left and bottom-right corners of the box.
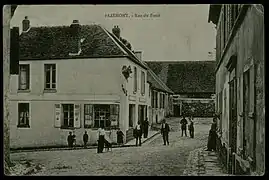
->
(67, 132), (73, 149)
(143, 118), (149, 138)
(97, 125), (105, 153)
(134, 121), (142, 146)
(161, 119), (170, 145)
(72, 131), (76, 147)
(83, 131), (89, 148)
(188, 117), (194, 138)
(180, 116), (188, 137)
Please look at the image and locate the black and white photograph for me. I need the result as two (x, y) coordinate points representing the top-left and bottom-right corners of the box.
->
(3, 4), (265, 176)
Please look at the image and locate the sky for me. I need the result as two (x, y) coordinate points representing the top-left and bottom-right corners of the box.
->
(11, 5), (216, 61)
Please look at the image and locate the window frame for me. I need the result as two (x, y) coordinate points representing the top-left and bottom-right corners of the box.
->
(17, 102), (30, 128)
(133, 67), (137, 93)
(141, 71), (145, 95)
(18, 64), (30, 91)
(44, 64), (57, 91)
(62, 104), (74, 128)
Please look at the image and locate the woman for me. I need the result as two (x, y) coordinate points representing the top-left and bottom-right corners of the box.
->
(97, 125), (105, 153)
(206, 114), (218, 151)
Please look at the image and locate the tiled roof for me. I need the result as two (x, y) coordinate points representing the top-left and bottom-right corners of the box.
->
(147, 69), (174, 94)
(146, 61), (216, 94)
(19, 25), (126, 59)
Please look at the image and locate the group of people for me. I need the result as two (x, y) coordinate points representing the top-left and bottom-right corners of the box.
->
(133, 118), (150, 146)
(67, 125), (125, 154)
(180, 115), (195, 138)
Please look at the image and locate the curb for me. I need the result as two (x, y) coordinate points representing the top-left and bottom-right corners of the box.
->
(10, 131), (160, 154)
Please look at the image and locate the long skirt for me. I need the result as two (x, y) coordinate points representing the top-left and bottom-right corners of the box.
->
(97, 135), (105, 153)
(207, 131), (216, 150)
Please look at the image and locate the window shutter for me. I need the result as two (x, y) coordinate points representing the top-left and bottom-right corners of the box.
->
(74, 104), (81, 128)
(249, 65), (255, 159)
(54, 104), (61, 128)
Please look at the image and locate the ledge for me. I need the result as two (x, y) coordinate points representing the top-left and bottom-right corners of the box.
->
(17, 89), (31, 93)
(43, 89), (57, 93)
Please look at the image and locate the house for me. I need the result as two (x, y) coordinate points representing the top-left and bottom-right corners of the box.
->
(208, 4), (264, 175)
(146, 60), (216, 118)
(9, 18), (151, 148)
(134, 52), (174, 125)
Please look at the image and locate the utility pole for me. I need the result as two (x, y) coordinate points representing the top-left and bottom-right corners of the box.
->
(3, 5), (17, 175)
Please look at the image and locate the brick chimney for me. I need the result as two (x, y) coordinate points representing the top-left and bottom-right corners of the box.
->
(112, 25), (120, 38)
(69, 20), (81, 55)
(134, 51), (142, 61)
(22, 16), (30, 32)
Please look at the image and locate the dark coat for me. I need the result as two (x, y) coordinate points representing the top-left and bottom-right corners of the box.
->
(161, 123), (170, 134)
(83, 134), (88, 142)
(180, 118), (188, 129)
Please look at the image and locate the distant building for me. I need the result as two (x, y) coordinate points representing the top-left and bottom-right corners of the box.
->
(209, 4), (264, 175)
(146, 61), (216, 117)
(9, 19), (151, 148)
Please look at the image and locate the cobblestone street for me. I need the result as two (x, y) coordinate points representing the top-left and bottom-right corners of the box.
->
(11, 117), (211, 176)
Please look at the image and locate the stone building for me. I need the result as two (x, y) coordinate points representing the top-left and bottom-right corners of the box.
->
(208, 4), (264, 175)
(146, 60), (216, 117)
(9, 19), (151, 148)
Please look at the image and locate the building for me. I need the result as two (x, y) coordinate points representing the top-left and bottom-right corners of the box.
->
(146, 61), (216, 117)
(147, 66), (174, 125)
(208, 4), (264, 175)
(132, 52), (174, 126)
(9, 18), (151, 148)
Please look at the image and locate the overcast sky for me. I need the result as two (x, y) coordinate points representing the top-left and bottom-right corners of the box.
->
(11, 5), (216, 61)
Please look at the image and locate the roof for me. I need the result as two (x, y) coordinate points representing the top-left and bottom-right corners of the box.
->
(147, 69), (174, 94)
(19, 24), (146, 69)
(208, 5), (222, 24)
(146, 61), (216, 94)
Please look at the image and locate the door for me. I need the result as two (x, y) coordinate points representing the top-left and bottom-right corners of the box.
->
(173, 105), (181, 117)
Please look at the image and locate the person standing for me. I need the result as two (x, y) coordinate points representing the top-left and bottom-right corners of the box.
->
(83, 131), (89, 148)
(135, 121), (142, 146)
(206, 114), (218, 151)
(67, 132), (73, 149)
(97, 125), (105, 153)
(188, 117), (194, 138)
(180, 115), (188, 137)
(161, 119), (170, 145)
(72, 131), (76, 148)
(117, 129), (124, 145)
(143, 118), (149, 138)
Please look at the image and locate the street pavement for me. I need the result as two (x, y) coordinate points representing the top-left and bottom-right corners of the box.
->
(10, 117), (215, 176)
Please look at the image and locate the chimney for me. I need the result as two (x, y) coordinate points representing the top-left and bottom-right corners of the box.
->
(112, 25), (120, 38)
(10, 27), (20, 74)
(134, 51), (142, 61)
(22, 16), (30, 32)
(69, 20), (81, 55)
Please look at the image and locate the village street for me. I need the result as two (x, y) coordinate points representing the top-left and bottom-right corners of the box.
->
(10, 117), (211, 176)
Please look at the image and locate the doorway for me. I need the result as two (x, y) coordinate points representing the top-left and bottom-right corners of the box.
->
(129, 104), (135, 128)
(174, 105), (181, 117)
(138, 105), (146, 124)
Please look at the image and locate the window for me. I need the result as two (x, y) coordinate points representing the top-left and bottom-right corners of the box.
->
(94, 105), (110, 128)
(84, 104), (93, 128)
(155, 92), (158, 108)
(160, 93), (163, 108)
(18, 64), (30, 90)
(141, 71), (145, 95)
(62, 104), (74, 128)
(133, 67), (137, 93)
(18, 103), (30, 128)
(110, 104), (119, 127)
(152, 90), (155, 108)
(44, 64), (56, 90)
